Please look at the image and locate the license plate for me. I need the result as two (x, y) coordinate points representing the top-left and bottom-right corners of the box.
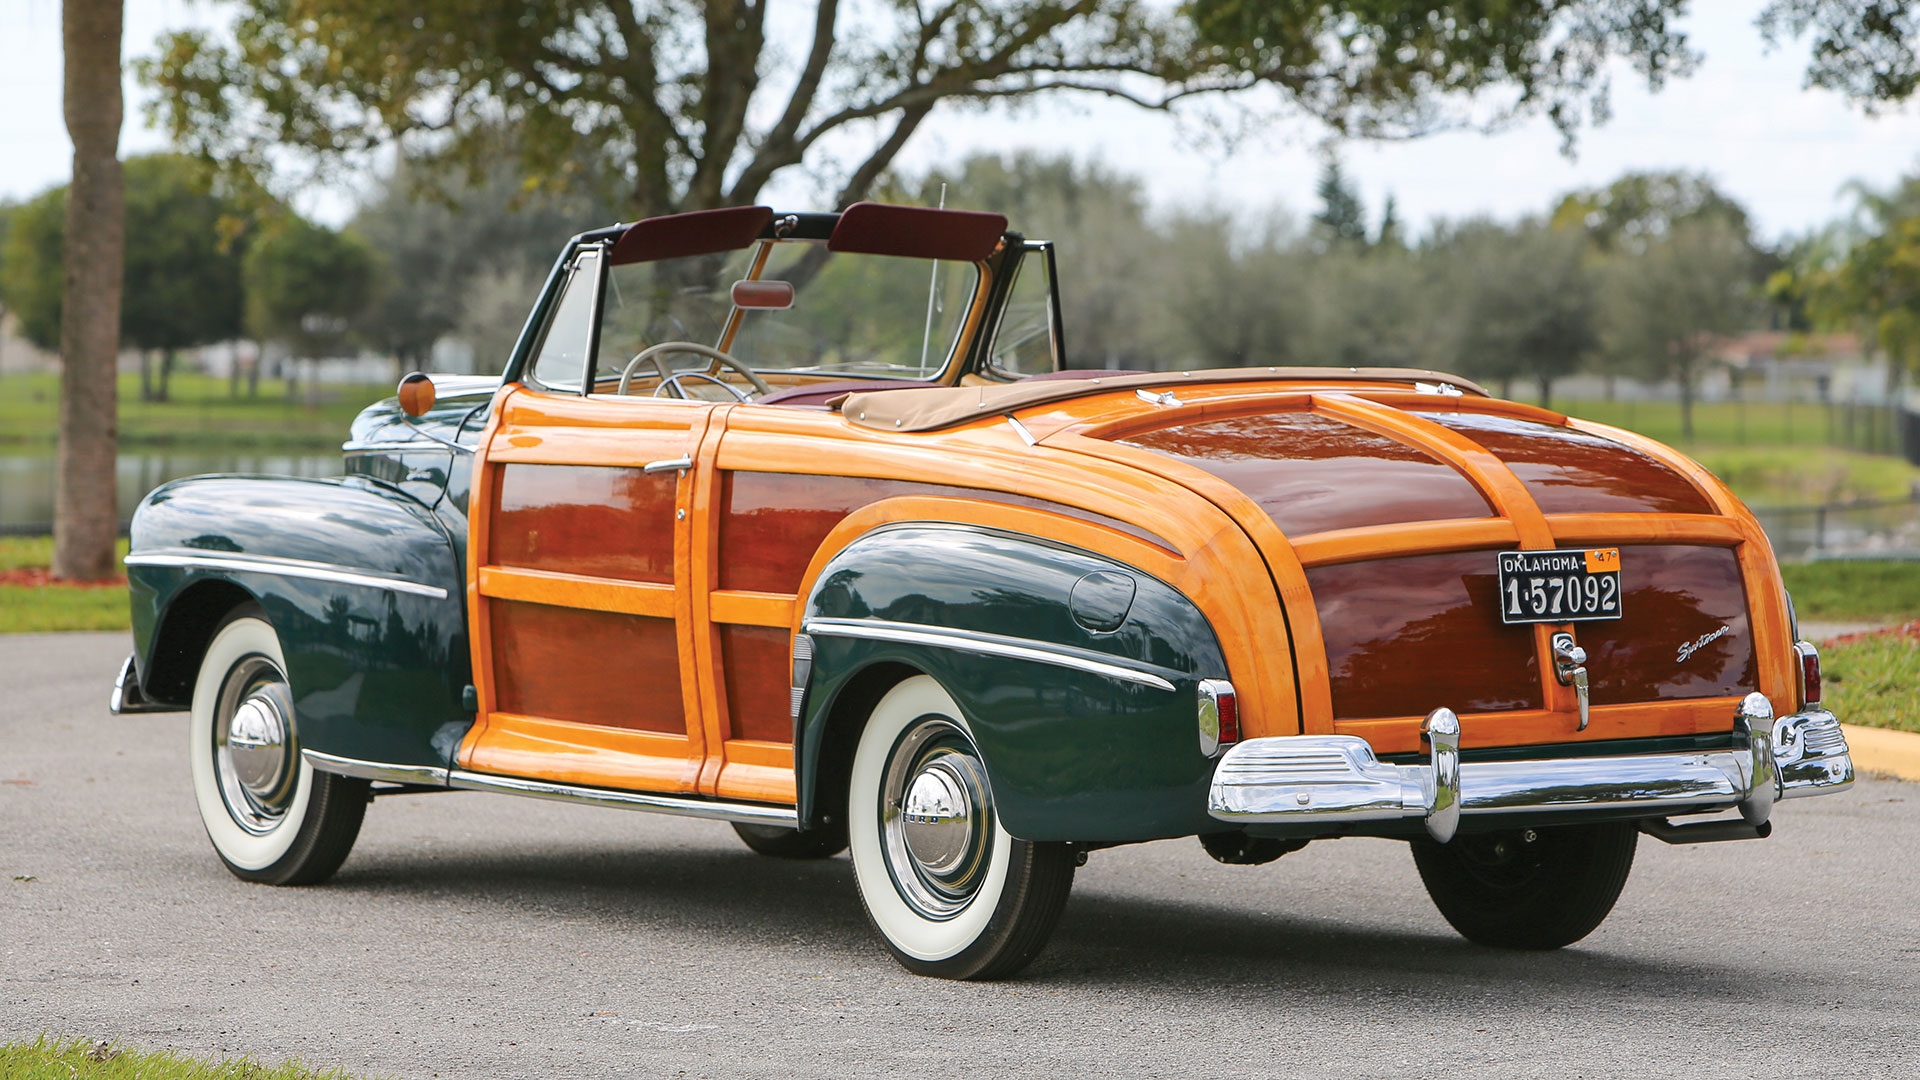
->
(1497, 548), (1622, 624)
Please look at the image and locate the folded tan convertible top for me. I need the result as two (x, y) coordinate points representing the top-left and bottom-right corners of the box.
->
(838, 367), (1489, 432)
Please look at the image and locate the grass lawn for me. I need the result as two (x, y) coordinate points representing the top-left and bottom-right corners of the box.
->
(1819, 627), (1920, 735)
(0, 537), (132, 633)
(0, 371), (389, 452)
(1779, 561), (1920, 622)
(1532, 396), (1900, 451)
(0, 1036), (360, 1080)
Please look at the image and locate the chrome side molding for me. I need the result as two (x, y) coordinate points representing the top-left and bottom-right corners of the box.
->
(802, 616), (1179, 692)
(302, 749), (450, 786)
(123, 550), (450, 599)
(1209, 699), (1853, 838)
(109, 653), (183, 715)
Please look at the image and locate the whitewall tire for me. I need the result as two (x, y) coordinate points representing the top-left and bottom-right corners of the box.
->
(189, 609), (368, 885)
(847, 675), (1074, 979)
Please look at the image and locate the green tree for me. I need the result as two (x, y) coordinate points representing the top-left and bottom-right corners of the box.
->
(352, 153), (620, 378)
(1783, 175), (1920, 381)
(1550, 170), (1753, 255)
(242, 217), (376, 380)
(1434, 220), (1597, 406)
(139, 2), (1730, 219)
(1600, 218), (1757, 439)
(0, 155), (252, 402)
(1761, 1), (1920, 108)
(1313, 158), (1368, 249)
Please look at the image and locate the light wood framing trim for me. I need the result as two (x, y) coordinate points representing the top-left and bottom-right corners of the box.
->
(459, 384), (519, 768)
(465, 712), (702, 793)
(1543, 513), (1744, 547)
(477, 565), (675, 617)
(1335, 697), (1749, 756)
(710, 590), (797, 627)
(1291, 518), (1519, 568)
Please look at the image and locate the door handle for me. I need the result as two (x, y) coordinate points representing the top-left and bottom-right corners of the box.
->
(643, 456), (693, 473)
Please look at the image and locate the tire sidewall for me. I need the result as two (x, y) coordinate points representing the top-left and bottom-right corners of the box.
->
(847, 675), (1014, 964)
(189, 614), (315, 873)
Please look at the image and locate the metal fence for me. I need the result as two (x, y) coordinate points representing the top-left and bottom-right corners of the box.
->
(1750, 495), (1920, 562)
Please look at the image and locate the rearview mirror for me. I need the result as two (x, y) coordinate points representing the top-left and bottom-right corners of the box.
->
(731, 279), (795, 310)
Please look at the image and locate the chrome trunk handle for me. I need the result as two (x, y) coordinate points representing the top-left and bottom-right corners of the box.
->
(1551, 632), (1590, 731)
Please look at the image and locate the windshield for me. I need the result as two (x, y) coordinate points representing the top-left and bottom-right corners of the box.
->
(591, 240), (980, 386)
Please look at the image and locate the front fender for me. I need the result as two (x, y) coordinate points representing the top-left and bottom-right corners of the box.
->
(795, 524), (1230, 843)
(127, 474), (471, 771)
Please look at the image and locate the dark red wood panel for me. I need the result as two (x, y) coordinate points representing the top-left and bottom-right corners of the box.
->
(1120, 411), (1493, 537)
(492, 463), (677, 582)
(720, 624), (795, 743)
(716, 472), (1175, 594)
(1308, 550), (1542, 721)
(1582, 544), (1756, 705)
(490, 601), (686, 734)
(1416, 411), (1714, 515)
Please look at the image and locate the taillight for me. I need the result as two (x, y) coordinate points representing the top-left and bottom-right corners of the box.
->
(1794, 641), (1821, 708)
(1198, 679), (1238, 756)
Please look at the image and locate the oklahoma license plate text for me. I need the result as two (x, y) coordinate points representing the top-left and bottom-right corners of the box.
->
(1497, 548), (1622, 624)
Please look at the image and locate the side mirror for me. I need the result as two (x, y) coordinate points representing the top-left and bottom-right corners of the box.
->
(398, 371), (435, 417)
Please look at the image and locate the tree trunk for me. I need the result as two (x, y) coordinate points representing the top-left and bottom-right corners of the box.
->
(1498, 374), (1513, 400)
(138, 348), (153, 401)
(53, 0), (123, 581)
(158, 346), (175, 402)
(1536, 373), (1553, 410)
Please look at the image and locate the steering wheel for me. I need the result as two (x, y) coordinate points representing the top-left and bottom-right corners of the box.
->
(616, 341), (773, 400)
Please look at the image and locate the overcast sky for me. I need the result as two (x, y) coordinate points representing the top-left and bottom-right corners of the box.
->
(3, 1), (1917, 243)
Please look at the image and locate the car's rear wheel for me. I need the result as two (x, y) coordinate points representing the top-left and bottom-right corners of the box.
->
(847, 675), (1075, 980)
(730, 821), (848, 859)
(189, 608), (368, 885)
(1410, 821), (1637, 949)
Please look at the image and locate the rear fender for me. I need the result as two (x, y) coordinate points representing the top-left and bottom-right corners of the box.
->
(127, 475), (471, 771)
(795, 524), (1229, 843)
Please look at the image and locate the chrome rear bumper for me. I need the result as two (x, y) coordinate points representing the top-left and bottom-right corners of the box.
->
(1208, 694), (1852, 841)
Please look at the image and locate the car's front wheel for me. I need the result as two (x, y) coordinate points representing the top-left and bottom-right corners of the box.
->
(189, 608), (369, 885)
(847, 675), (1075, 979)
(1410, 821), (1637, 949)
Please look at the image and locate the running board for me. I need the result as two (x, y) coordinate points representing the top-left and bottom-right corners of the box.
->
(300, 750), (798, 827)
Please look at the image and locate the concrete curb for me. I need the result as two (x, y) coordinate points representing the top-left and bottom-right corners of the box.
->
(1842, 724), (1920, 783)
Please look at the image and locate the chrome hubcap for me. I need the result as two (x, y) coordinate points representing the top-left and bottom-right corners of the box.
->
(881, 718), (993, 920)
(213, 656), (298, 835)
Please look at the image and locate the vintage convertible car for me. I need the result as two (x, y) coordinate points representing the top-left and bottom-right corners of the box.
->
(115, 203), (1854, 979)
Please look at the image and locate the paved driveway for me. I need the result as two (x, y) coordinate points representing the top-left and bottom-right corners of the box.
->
(4, 632), (1917, 1078)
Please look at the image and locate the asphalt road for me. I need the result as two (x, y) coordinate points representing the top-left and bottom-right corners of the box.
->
(4, 632), (1917, 1079)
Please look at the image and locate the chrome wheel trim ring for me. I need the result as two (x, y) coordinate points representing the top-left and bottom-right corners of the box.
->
(880, 718), (994, 920)
(212, 655), (298, 835)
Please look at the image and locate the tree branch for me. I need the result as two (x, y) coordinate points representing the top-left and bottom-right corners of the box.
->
(730, 0), (839, 203)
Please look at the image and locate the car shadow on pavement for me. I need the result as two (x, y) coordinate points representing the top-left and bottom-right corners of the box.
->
(319, 838), (1757, 1003)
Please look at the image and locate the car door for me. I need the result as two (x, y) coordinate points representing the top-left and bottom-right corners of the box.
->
(460, 245), (717, 794)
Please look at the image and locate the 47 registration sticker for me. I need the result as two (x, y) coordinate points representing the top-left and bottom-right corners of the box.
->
(1497, 548), (1623, 624)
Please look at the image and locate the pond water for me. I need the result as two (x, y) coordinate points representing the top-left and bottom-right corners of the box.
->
(0, 452), (342, 531)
